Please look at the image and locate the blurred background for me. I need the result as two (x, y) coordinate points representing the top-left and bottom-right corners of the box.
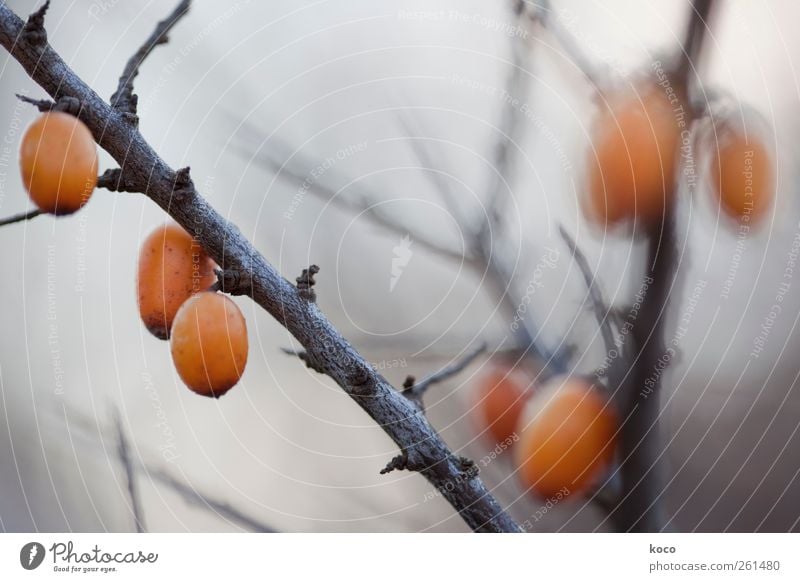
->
(0, 0), (799, 532)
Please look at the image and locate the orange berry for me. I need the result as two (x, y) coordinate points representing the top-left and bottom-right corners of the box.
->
(711, 123), (774, 222)
(170, 292), (248, 397)
(515, 377), (617, 499)
(474, 364), (531, 445)
(137, 222), (217, 339)
(585, 83), (682, 225)
(20, 111), (98, 215)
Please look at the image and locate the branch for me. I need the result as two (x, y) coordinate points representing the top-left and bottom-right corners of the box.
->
(558, 225), (617, 361)
(469, 3), (564, 372)
(113, 409), (146, 533)
(402, 342), (486, 410)
(109, 0), (190, 119)
(477, 0), (531, 238)
(612, 0), (716, 532)
(97, 167), (140, 192)
(677, 0), (716, 79)
(0, 208), (41, 227)
(612, 213), (678, 532)
(0, 1), (519, 532)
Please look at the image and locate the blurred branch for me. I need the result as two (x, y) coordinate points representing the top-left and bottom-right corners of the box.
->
(529, 0), (605, 89)
(402, 342), (486, 410)
(468, 2), (564, 372)
(477, 1), (532, 238)
(0, 208), (41, 227)
(243, 133), (474, 268)
(113, 409), (146, 533)
(143, 464), (278, 533)
(677, 0), (716, 80)
(394, 110), (468, 227)
(558, 225), (617, 360)
(0, 1), (520, 532)
(613, 211), (678, 532)
(612, 0), (717, 533)
(57, 403), (277, 532)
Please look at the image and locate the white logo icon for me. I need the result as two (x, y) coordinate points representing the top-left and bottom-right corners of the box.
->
(390, 235), (413, 292)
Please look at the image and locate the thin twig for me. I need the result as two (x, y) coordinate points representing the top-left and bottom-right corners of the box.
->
(402, 342), (487, 409)
(113, 409), (146, 533)
(477, 1), (531, 238)
(558, 225), (617, 360)
(109, 0), (191, 118)
(0, 208), (41, 227)
(613, 211), (678, 532)
(531, 0), (605, 89)
(469, 2), (564, 373)
(394, 109), (470, 228)
(57, 404), (277, 533)
(243, 136), (474, 269)
(0, 1), (520, 532)
(97, 167), (139, 192)
(143, 464), (278, 533)
(15, 93), (53, 111)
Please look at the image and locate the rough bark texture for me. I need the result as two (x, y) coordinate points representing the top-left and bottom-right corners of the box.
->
(0, 2), (521, 533)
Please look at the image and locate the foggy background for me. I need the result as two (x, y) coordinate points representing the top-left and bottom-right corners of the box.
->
(0, 0), (799, 532)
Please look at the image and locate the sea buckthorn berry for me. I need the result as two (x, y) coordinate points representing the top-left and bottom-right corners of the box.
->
(20, 111), (98, 215)
(585, 83), (682, 226)
(710, 121), (774, 223)
(137, 222), (217, 339)
(170, 292), (248, 398)
(515, 376), (617, 499)
(474, 363), (532, 445)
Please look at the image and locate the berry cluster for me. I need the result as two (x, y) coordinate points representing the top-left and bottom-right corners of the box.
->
(585, 80), (774, 227)
(19, 112), (248, 398)
(475, 364), (617, 499)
